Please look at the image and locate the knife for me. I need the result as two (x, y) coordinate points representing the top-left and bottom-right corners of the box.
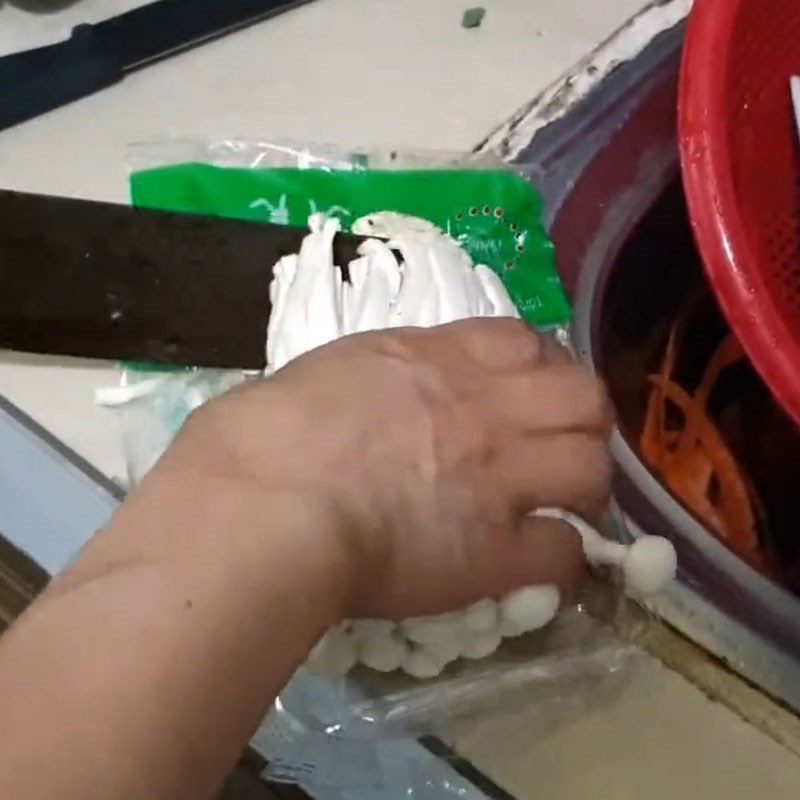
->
(0, 0), (314, 132)
(0, 190), (367, 370)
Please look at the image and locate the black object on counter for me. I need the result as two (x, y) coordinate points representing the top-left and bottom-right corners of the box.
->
(0, 0), (314, 133)
(0, 190), (367, 369)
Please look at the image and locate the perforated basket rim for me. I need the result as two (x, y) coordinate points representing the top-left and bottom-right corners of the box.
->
(679, 0), (800, 428)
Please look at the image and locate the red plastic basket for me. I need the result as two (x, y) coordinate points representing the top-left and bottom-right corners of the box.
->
(679, 0), (800, 427)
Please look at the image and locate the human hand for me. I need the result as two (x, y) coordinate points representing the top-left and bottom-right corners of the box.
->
(164, 318), (612, 621)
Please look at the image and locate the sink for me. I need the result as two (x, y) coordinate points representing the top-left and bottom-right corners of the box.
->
(513, 22), (800, 712)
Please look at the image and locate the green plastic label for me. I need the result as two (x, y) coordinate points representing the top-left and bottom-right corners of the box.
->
(129, 163), (571, 328)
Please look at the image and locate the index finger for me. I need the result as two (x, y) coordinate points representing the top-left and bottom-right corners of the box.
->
(489, 366), (614, 435)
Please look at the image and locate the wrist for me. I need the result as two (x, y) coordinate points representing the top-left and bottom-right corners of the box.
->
(174, 386), (378, 616)
(112, 460), (354, 634)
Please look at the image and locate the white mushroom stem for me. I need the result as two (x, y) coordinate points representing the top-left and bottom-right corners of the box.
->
(621, 535), (679, 596)
(94, 377), (167, 406)
(536, 508), (677, 595)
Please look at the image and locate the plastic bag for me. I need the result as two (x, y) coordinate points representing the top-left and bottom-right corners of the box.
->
(129, 139), (570, 329)
(276, 606), (641, 738)
(106, 138), (643, 793)
(259, 610), (645, 795)
(116, 139), (573, 478)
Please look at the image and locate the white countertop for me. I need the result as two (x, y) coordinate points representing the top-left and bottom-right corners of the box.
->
(0, 0), (652, 481)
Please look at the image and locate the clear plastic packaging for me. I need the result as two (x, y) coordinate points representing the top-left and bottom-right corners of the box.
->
(258, 611), (646, 794)
(116, 138), (572, 480)
(107, 138), (648, 794)
(277, 606), (641, 739)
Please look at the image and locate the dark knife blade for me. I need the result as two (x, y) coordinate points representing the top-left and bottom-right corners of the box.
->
(0, 190), (366, 370)
(0, 0), (314, 132)
(98, 0), (315, 73)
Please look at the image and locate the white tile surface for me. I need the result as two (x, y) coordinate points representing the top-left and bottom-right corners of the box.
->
(449, 654), (800, 799)
(0, 0), (651, 479)
(0, 0), (652, 200)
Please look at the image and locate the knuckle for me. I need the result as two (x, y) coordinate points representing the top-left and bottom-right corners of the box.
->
(587, 378), (614, 429)
(596, 446), (614, 491)
(375, 328), (424, 362)
(485, 318), (542, 367)
(598, 382), (615, 427)
(438, 318), (543, 371)
(540, 334), (573, 365)
(475, 436), (498, 468)
(563, 431), (610, 480)
(559, 368), (613, 427)
(500, 317), (541, 347)
(456, 409), (494, 459)
(581, 439), (613, 501)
